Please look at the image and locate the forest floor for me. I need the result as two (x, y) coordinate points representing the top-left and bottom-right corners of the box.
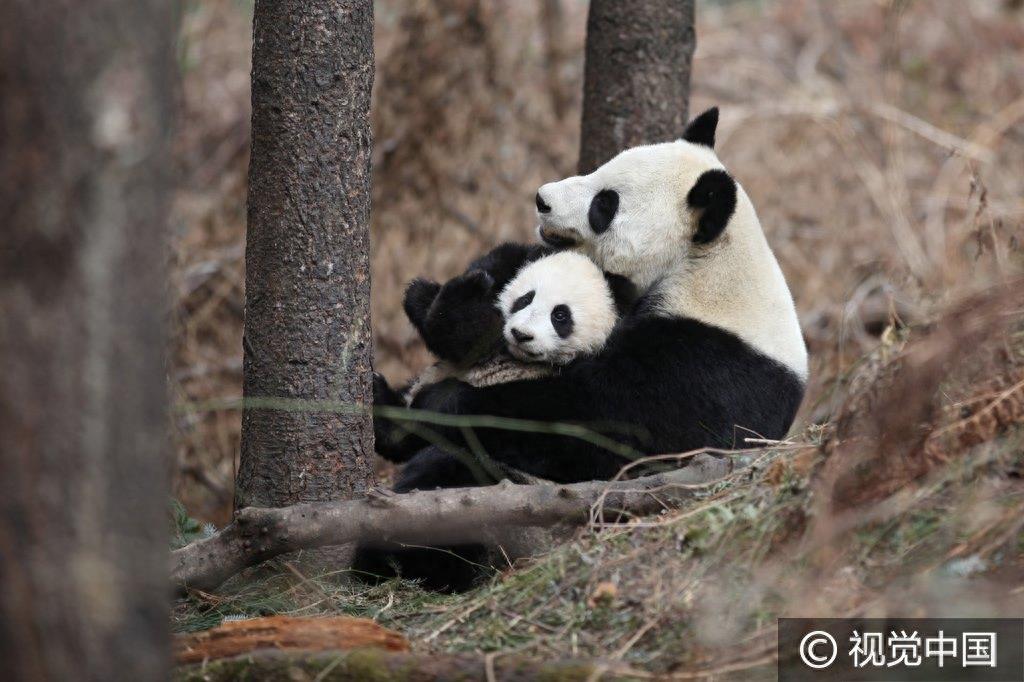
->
(173, 304), (1024, 675)
(170, 0), (1024, 676)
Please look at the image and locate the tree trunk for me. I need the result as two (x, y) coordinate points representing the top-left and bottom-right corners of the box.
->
(577, 0), (697, 174)
(237, 0), (376, 510)
(0, 3), (174, 680)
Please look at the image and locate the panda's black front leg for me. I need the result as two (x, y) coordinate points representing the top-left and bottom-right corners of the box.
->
(372, 372), (428, 464)
(416, 269), (504, 365)
(403, 242), (547, 367)
(350, 446), (493, 592)
(402, 278), (441, 339)
(410, 376), (630, 483)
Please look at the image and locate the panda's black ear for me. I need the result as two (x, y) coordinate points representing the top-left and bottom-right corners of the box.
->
(687, 169), (737, 245)
(682, 107), (719, 148)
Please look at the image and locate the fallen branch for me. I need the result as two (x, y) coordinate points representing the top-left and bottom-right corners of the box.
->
(172, 453), (748, 593)
(175, 616), (408, 664)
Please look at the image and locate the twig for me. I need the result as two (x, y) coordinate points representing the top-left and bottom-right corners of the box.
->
(612, 617), (659, 660)
(424, 599), (487, 642)
(484, 651), (498, 682)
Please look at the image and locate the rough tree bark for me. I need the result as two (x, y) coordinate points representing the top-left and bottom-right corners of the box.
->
(237, 0), (376, 510)
(0, 2), (173, 680)
(173, 453), (745, 592)
(577, 0), (697, 174)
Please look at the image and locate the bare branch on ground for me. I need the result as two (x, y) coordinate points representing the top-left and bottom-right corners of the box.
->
(172, 453), (750, 593)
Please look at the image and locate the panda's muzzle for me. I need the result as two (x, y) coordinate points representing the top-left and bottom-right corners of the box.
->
(538, 225), (580, 248)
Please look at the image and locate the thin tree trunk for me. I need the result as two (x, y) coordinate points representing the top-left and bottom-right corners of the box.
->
(0, 3), (174, 680)
(237, 0), (376, 510)
(578, 0), (697, 174)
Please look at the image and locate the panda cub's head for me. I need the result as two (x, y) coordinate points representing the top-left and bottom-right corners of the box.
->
(497, 252), (620, 365)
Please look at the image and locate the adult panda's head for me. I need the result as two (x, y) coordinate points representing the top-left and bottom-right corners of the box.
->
(497, 252), (626, 366)
(535, 107), (732, 289)
(534, 107), (808, 381)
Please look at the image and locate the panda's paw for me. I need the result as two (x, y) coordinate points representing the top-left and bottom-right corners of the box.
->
(366, 485), (397, 507)
(419, 269), (503, 365)
(403, 278), (442, 331)
(373, 372), (418, 462)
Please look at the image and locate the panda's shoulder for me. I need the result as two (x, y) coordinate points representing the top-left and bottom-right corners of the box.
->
(607, 313), (799, 376)
(605, 314), (724, 354)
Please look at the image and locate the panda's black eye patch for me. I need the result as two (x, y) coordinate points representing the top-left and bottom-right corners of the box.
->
(551, 304), (574, 338)
(588, 189), (619, 235)
(510, 290), (535, 314)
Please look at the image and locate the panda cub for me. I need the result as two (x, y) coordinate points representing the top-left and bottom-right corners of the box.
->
(409, 251), (622, 396)
(375, 251), (634, 470)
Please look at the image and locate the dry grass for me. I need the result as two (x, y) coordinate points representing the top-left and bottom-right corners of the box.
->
(173, 333), (1024, 672)
(173, 305), (1024, 671)
(170, 0), (1024, 673)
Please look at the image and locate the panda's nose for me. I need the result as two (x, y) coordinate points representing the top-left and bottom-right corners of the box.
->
(535, 192), (551, 214)
(511, 328), (533, 343)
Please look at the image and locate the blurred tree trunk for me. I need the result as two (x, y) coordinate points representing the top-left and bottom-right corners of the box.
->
(0, 3), (173, 681)
(578, 0), (697, 174)
(540, 0), (571, 120)
(236, 0), (376, 510)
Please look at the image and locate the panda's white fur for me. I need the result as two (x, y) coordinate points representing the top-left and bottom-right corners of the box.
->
(536, 137), (808, 380)
(405, 251), (619, 402)
(498, 251), (617, 365)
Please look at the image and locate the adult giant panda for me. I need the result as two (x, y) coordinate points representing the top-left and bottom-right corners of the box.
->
(356, 108), (807, 589)
(408, 107), (807, 479)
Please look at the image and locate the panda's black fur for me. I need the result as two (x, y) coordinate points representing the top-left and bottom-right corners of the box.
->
(357, 263), (804, 591)
(688, 169), (737, 245)
(354, 110), (807, 591)
(375, 247), (639, 467)
(402, 286), (804, 482)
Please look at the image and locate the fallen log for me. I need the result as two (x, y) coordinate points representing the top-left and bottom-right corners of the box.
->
(172, 453), (747, 593)
(174, 615), (408, 664)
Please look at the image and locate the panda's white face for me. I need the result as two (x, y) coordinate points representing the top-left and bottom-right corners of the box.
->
(497, 252), (617, 365)
(535, 140), (724, 290)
